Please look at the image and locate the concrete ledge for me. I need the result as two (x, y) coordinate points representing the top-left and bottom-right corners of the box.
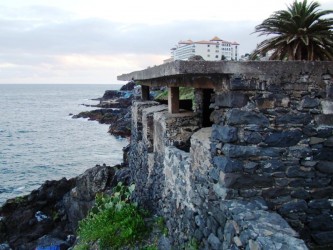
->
(117, 61), (333, 82)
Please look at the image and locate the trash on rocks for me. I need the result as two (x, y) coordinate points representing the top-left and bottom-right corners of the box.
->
(35, 211), (49, 222)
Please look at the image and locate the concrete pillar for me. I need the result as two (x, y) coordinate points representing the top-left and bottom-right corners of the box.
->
(141, 85), (150, 100)
(168, 87), (179, 113)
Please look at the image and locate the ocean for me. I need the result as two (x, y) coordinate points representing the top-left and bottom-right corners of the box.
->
(0, 84), (128, 205)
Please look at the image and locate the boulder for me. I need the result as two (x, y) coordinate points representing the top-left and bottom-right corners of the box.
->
(62, 165), (117, 231)
(120, 81), (136, 91)
(101, 90), (122, 100)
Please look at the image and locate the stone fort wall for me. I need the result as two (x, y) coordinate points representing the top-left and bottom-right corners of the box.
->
(129, 62), (333, 249)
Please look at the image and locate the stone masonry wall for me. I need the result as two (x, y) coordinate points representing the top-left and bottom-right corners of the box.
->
(130, 102), (200, 211)
(129, 62), (333, 249)
(129, 101), (161, 207)
(209, 62), (333, 247)
(130, 113), (307, 249)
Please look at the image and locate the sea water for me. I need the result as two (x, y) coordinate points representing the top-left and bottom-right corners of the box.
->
(0, 84), (128, 205)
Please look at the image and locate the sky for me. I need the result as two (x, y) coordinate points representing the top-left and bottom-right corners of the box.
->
(0, 0), (332, 84)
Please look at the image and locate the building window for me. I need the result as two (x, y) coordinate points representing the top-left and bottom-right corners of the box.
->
(216, 50), (219, 53)
(215, 55), (218, 58)
(207, 49), (210, 52)
(207, 45), (210, 47)
(207, 55), (210, 57)
(216, 45), (219, 48)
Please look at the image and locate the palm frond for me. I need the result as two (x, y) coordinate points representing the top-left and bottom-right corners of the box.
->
(251, 0), (333, 61)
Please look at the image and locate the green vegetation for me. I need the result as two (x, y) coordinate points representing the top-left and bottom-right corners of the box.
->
(251, 0), (333, 60)
(155, 216), (168, 236)
(183, 238), (199, 250)
(52, 211), (60, 221)
(154, 87), (194, 101)
(13, 196), (25, 203)
(75, 183), (150, 249)
(73, 244), (90, 250)
(140, 246), (158, 250)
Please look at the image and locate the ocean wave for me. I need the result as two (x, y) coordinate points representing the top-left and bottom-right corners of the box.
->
(14, 186), (26, 192)
(17, 130), (37, 133)
(0, 185), (14, 194)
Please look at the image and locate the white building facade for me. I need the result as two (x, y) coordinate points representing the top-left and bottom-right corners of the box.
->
(171, 36), (239, 61)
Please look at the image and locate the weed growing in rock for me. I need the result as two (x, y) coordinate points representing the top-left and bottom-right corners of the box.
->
(184, 238), (199, 250)
(155, 216), (168, 236)
(75, 182), (149, 249)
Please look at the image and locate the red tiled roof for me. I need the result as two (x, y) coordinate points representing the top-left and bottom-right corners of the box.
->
(177, 37), (239, 46)
(210, 36), (223, 41)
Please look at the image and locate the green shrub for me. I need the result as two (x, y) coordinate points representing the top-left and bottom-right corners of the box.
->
(76, 182), (149, 249)
(73, 244), (89, 250)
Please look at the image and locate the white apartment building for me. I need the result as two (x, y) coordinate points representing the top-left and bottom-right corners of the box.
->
(171, 36), (239, 61)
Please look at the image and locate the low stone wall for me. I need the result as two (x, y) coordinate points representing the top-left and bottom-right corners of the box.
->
(130, 102), (200, 210)
(130, 103), (308, 249)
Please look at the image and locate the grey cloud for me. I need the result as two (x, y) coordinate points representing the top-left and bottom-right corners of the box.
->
(0, 5), (72, 21)
(0, 11), (259, 59)
(0, 5), (262, 84)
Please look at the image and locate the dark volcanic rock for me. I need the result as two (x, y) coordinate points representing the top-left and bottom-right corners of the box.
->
(278, 199), (308, 216)
(212, 125), (238, 143)
(107, 107), (131, 137)
(73, 87), (133, 138)
(101, 90), (122, 100)
(312, 231), (333, 245)
(98, 97), (132, 109)
(226, 109), (270, 127)
(264, 130), (303, 147)
(62, 164), (119, 231)
(213, 156), (243, 173)
(276, 113), (312, 125)
(0, 164), (130, 249)
(120, 81), (136, 91)
(73, 107), (131, 138)
(0, 178), (75, 249)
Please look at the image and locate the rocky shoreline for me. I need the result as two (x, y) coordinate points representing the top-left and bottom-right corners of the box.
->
(0, 163), (131, 249)
(72, 82), (135, 138)
(0, 83), (135, 249)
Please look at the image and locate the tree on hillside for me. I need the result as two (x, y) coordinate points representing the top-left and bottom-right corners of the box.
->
(251, 0), (333, 61)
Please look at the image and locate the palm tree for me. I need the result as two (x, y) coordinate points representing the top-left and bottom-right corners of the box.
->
(251, 0), (333, 60)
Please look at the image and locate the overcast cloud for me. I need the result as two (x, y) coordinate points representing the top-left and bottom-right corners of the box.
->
(0, 0), (332, 84)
